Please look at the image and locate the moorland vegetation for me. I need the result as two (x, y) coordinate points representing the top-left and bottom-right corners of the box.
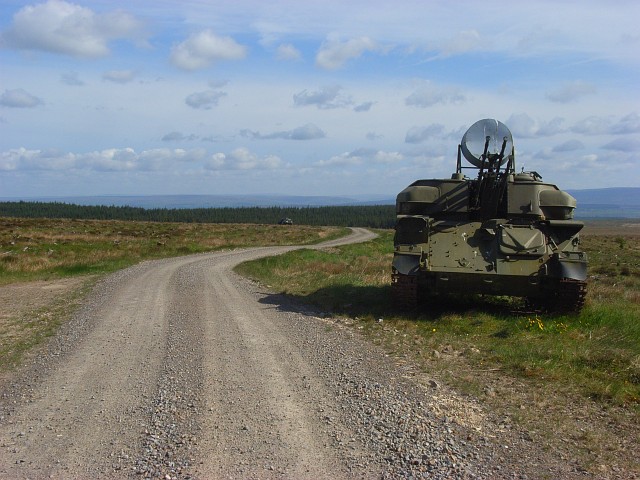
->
(0, 209), (638, 473)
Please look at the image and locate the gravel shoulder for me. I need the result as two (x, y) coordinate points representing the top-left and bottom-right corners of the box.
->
(0, 228), (630, 479)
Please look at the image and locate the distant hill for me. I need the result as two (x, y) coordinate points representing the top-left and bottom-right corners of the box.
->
(567, 188), (640, 219)
(567, 188), (640, 207)
(0, 194), (395, 209)
(2, 187), (639, 218)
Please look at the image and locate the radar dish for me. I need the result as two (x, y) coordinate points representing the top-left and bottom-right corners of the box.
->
(460, 119), (513, 168)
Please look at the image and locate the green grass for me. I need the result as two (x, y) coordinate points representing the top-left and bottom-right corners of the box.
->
(0, 217), (348, 285)
(237, 229), (640, 407)
(0, 217), (347, 371)
(0, 278), (97, 370)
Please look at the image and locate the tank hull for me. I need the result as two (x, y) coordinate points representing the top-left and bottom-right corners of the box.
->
(392, 119), (588, 312)
(392, 201), (588, 311)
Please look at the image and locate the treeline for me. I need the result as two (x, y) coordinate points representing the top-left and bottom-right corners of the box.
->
(0, 201), (396, 228)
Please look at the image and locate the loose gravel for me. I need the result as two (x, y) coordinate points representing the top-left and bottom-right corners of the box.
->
(0, 229), (604, 479)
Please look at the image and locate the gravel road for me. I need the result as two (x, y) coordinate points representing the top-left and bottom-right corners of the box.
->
(0, 228), (590, 479)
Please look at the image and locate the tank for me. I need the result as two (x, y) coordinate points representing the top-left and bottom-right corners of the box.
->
(391, 119), (587, 312)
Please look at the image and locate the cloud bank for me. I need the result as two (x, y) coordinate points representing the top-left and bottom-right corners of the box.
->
(2, 0), (144, 57)
(170, 30), (247, 70)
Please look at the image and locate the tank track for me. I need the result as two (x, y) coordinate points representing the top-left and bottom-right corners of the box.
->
(526, 278), (587, 313)
(555, 278), (587, 312)
(391, 273), (418, 310)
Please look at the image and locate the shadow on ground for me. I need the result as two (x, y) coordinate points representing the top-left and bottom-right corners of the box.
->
(257, 283), (524, 321)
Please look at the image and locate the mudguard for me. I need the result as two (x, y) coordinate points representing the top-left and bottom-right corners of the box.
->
(392, 254), (421, 275)
(550, 254), (588, 281)
(557, 258), (588, 281)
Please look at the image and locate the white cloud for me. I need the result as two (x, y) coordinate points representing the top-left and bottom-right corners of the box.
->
(405, 83), (465, 108)
(552, 140), (584, 152)
(408, 153), (448, 170)
(207, 153), (226, 170)
(533, 150), (613, 175)
(240, 123), (325, 140)
(1, 2), (638, 195)
(60, 72), (85, 86)
(1, 0), (144, 58)
(506, 113), (537, 138)
(0, 147), (131, 171)
(405, 124), (445, 144)
(535, 117), (565, 137)
(570, 116), (611, 135)
(1, 148), (61, 170)
(161, 132), (199, 142)
(506, 113), (564, 138)
(205, 147), (283, 170)
(185, 90), (227, 110)
(208, 79), (229, 89)
(276, 43), (301, 60)
(170, 30), (247, 70)
(439, 30), (489, 57)
(0, 147), (211, 173)
(546, 81), (597, 103)
(316, 36), (377, 70)
(200, 134), (224, 143)
(601, 138), (640, 153)
(287, 124), (325, 141)
(293, 85), (352, 109)
(582, 154), (599, 165)
(0, 88), (44, 108)
(610, 113), (640, 135)
(569, 113), (640, 136)
(353, 101), (374, 112)
(372, 150), (403, 164)
(102, 70), (136, 84)
(516, 26), (564, 56)
(315, 152), (363, 167)
(137, 148), (207, 167)
(315, 148), (403, 167)
(82, 148), (138, 171)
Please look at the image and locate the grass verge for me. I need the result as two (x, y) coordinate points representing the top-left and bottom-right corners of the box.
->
(237, 228), (640, 407)
(237, 225), (640, 472)
(0, 277), (97, 371)
(0, 217), (347, 371)
(0, 217), (347, 285)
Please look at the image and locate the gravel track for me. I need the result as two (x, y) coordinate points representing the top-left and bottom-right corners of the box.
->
(0, 228), (591, 479)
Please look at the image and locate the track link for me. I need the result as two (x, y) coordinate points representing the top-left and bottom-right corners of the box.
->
(391, 273), (418, 310)
(556, 278), (587, 313)
(526, 278), (587, 314)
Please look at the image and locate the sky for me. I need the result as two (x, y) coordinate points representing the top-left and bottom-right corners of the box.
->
(1, 0), (639, 199)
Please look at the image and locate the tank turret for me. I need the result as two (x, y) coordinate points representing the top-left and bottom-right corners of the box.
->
(392, 119), (587, 311)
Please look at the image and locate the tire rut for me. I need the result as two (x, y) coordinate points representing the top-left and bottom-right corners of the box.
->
(0, 230), (375, 479)
(0, 228), (584, 479)
(196, 253), (362, 479)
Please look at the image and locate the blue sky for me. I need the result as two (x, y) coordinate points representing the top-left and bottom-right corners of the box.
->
(1, 0), (639, 199)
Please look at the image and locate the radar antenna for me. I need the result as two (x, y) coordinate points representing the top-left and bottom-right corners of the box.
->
(460, 119), (515, 219)
(460, 118), (513, 170)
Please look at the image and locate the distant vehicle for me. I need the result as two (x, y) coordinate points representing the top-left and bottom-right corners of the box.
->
(392, 119), (587, 312)
(278, 217), (293, 225)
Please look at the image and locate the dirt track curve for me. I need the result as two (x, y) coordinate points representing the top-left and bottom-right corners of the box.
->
(0, 228), (591, 479)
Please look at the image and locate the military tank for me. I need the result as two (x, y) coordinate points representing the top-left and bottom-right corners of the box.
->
(391, 119), (587, 312)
